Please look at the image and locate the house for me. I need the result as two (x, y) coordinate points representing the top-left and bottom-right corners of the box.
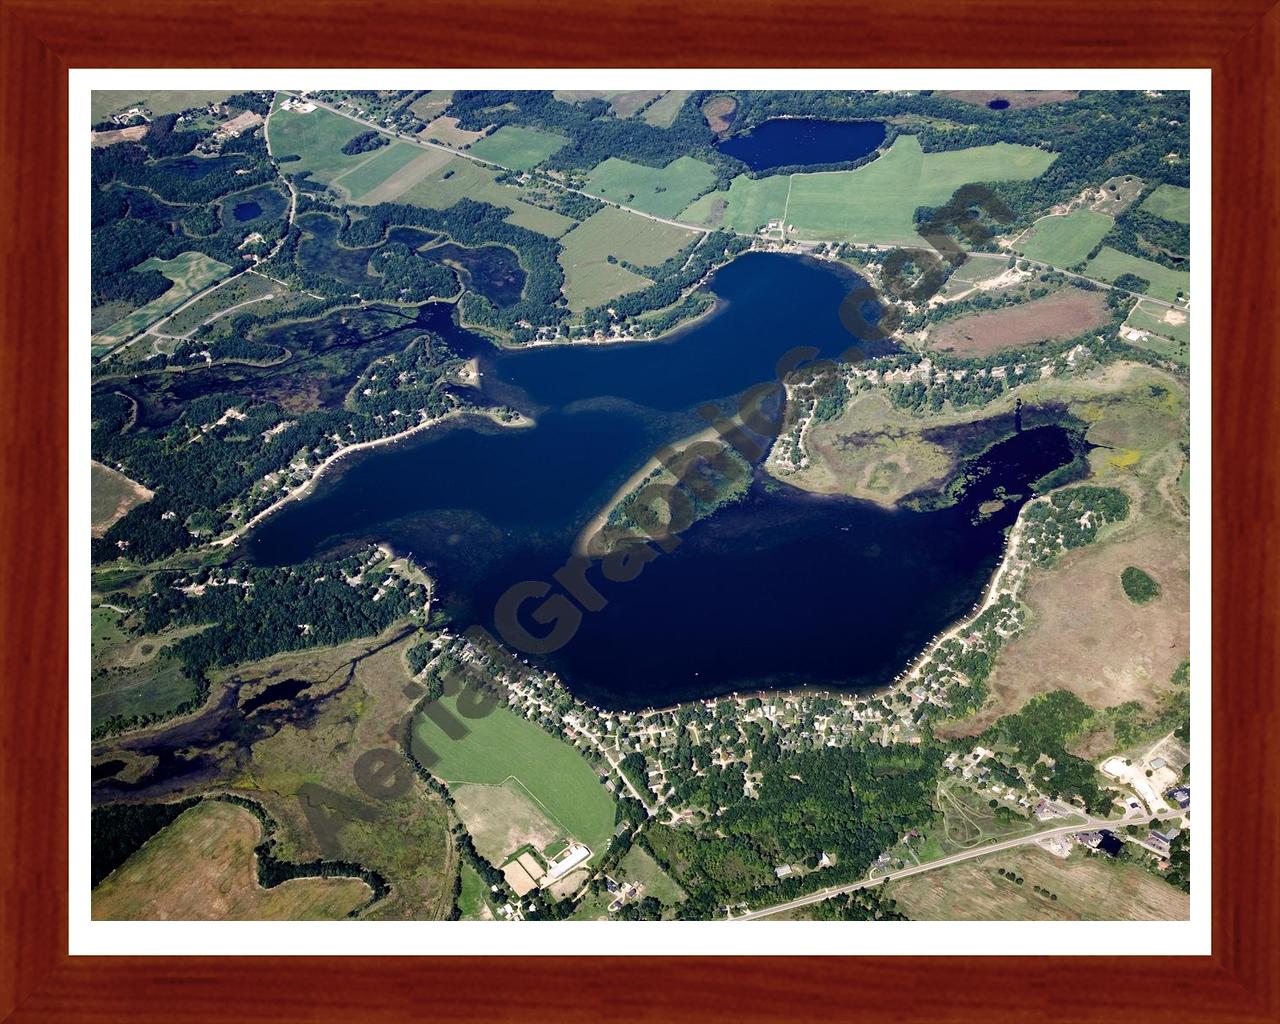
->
(774, 864), (794, 879)
(1168, 786), (1191, 809)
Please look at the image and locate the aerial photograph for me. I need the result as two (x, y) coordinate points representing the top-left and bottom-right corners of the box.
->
(87, 86), (1192, 924)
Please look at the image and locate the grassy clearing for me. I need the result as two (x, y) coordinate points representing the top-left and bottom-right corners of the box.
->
(1016, 210), (1114, 267)
(554, 90), (664, 118)
(470, 125), (568, 170)
(413, 694), (616, 859)
(557, 206), (698, 310)
(1124, 299), (1191, 366)
(617, 845), (686, 905)
(642, 90), (693, 127)
(1086, 247), (1190, 303)
(92, 801), (371, 920)
(91, 461), (154, 536)
(159, 272), (281, 336)
(267, 100), (383, 183)
(409, 91), (453, 121)
(92, 90), (233, 123)
(885, 846), (1188, 920)
(418, 116), (485, 148)
(1140, 183), (1191, 224)
(92, 252), (233, 350)
(680, 174), (791, 233)
(456, 861), (493, 919)
(399, 155), (574, 237)
(585, 156), (717, 219)
(91, 652), (200, 731)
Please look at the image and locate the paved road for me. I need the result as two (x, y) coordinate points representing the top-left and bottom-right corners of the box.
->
(732, 811), (1156, 921)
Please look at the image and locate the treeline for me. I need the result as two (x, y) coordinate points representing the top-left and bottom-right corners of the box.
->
(91, 797), (201, 886)
(1099, 207), (1190, 271)
(445, 90), (722, 177)
(340, 130), (388, 156)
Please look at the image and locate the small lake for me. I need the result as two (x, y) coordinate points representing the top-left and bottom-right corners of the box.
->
(244, 252), (1079, 709)
(717, 118), (887, 172)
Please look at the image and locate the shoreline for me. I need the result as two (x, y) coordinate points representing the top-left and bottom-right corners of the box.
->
(210, 405), (533, 548)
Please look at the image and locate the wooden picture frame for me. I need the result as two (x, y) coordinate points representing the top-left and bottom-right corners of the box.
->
(2, 1), (1276, 1019)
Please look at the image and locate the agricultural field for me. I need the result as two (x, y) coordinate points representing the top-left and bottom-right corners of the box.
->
(1086, 247), (1190, 303)
(412, 693), (617, 860)
(91, 461), (154, 536)
(928, 288), (1112, 357)
(333, 141), (434, 202)
(680, 174), (791, 233)
(885, 846), (1188, 921)
(92, 252), (233, 351)
(642, 90), (693, 127)
(470, 125), (569, 170)
(584, 155), (717, 219)
(399, 155), (575, 237)
(418, 116), (485, 148)
(451, 779), (566, 868)
(684, 135), (1056, 243)
(1016, 210), (1114, 267)
(557, 206), (698, 310)
(266, 100), (390, 184)
(91, 644), (202, 732)
(1141, 183), (1192, 224)
(91, 90), (235, 123)
(92, 801), (372, 920)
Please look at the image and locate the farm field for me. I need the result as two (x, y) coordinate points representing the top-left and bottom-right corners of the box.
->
(92, 252), (233, 351)
(885, 846), (1188, 921)
(1086, 247), (1190, 303)
(334, 141), (432, 202)
(680, 174), (791, 233)
(418, 116), (485, 148)
(412, 693), (616, 859)
(1016, 210), (1114, 267)
(557, 206), (697, 310)
(91, 461), (154, 536)
(642, 90), (693, 127)
(1141, 183), (1192, 224)
(785, 136), (1057, 242)
(684, 135), (1056, 243)
(91, 90), (234, 123)
(928, 288), (1112, 357)
(92, 801), (371, 920)
(470, 125), (568, 170)
(584, 155), (717, 219)
(266, 100), (389, 184)
(399, 155), (574, 237)
(91, 650), (200, 732)
(451, 779), (566, 868)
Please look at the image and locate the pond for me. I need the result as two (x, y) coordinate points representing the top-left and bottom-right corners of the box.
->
(244, 252), (1080, 710)
(716, 118), (887, 172)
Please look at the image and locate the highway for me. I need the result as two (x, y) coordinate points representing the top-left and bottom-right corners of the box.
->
(732, 811), (1156, 921)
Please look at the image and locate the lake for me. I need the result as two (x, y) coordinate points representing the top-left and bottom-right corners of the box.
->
(717, 118), (887, 172)
(245, 252), (1079, 710)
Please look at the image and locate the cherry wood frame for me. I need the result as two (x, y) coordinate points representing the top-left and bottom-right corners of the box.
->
(2, 1), (1276, 1020)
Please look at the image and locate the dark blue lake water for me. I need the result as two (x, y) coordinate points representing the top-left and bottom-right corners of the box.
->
(717, 118), (887, 172)
(244, 252), (1077, 709)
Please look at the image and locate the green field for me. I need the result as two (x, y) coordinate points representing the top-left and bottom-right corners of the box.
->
(160, 272), (280, 336)
(334, 141), (430, 201)
(1141, 183), (1191, 224)
(585, 156), (717, 219)
(1086, 246), (1190, 303)
(557, 206), (698, 311)
(92, 652), (200, 732)
(92, 252), (233, 351)
(642, 91), (693, 128)
(680, 174), (791, 233)
(92, 90), (234, 123)
(456, 862), (492, 919)
(399, 155), (575, 237)
(413, 694), (616, 857)
(617, 845), (686, 905)
(470, 125), (568, 170)
(683, 135), (1057, 243)
(266, 101), (388, 184)
(1124, 300), (1191, 366)
(1017, 210), (1114, 267)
